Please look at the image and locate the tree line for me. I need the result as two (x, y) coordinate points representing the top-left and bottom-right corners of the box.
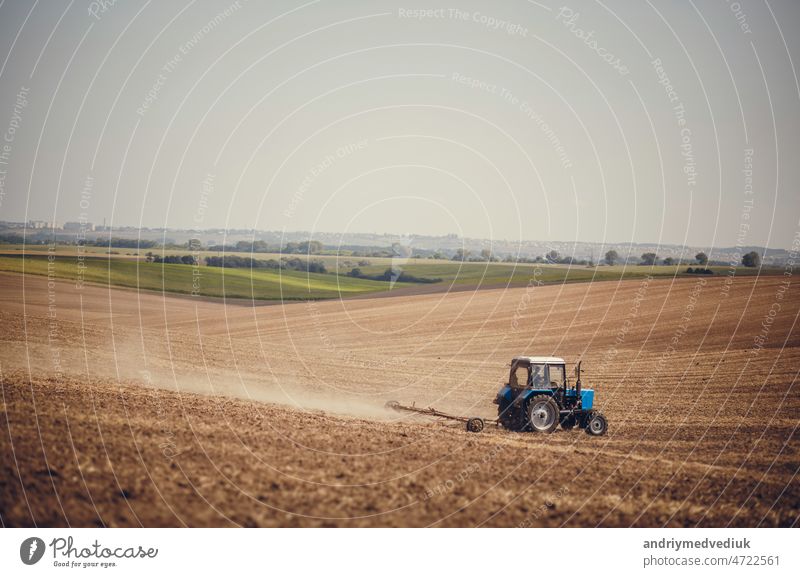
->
(205, 240), (324, 254)
(146, 252), (328, 273)
(602, 249), (760, 268)
(204, 255), (327, 273)
(346, 268), (441, 283)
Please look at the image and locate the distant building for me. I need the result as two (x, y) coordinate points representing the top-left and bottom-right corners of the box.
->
(28, 220), (54, 229)
(63, 221), (94, 231)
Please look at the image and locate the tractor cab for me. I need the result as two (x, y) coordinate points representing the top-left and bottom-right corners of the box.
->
(495, 356), (606, 435)
(507, 356), (593, 410)
(509, 356), (566, 390)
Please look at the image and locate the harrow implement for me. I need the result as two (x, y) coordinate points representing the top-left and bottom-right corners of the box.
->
(385, 400), (491, 433)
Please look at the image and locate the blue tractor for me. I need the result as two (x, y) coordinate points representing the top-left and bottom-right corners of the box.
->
(494, 357), (608, 435)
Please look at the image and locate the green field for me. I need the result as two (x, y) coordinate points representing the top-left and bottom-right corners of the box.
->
(0, 249), (770, 302)
(0, 254), (388, 301)
(356, 261), (766, 285)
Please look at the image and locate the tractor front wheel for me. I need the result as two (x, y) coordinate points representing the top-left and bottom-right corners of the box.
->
(527, 396), (559, 434)
(585, 412), (608, 436)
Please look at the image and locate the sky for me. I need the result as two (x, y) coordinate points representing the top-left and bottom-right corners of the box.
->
(0, 0), (798, 249)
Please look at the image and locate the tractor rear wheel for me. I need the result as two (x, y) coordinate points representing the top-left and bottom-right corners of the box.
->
(560, 414), (577, 430)
(527, 395), (559, 434)
(497, 402), (524, 431)
(585, 412), (608, 436)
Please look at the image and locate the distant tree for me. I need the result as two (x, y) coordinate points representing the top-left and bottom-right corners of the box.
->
(348, 267), (362, 278)
(234, 240), (269, 253)
(546, 250), (560, 263)
(152, 254), (192, 264)
(357, 260), (370, 266)
(742, 251), (761, 268)
(695, 252), (708, 265)
(283, 240), (323, 254)
(300, 240), (324, 254)
(640, 252), (657, 266)
(306, 259), (327, 273)
(94, 237), (158, 249)
(662, 257), (675, 266)
(145, 251), (154, 263)
(452, 248), (470, 261)
(480, 249), (492, 261)
(247, 240), (270, 252)
(604, 250), (619, 266)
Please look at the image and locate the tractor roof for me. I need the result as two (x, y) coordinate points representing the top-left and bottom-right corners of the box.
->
(513, 356), (565, 364)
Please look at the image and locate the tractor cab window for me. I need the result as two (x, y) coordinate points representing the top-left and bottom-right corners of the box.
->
(548, 364), (565, 387)
(529, 364), (547, 387)
(509, 363), (529, 388)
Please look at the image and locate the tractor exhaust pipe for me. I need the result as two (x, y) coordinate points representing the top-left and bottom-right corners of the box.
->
(575, 360), (582, 409)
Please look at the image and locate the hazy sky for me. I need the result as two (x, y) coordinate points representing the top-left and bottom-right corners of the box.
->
(0, 0), (798, 249)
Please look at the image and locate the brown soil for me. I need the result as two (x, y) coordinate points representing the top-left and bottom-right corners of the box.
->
(0, 271), (798, 527)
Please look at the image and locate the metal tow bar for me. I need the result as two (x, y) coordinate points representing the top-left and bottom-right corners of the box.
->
(384, 400), (493, 433)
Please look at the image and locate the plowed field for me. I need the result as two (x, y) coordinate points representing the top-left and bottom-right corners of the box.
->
(1, 271), (798, 527)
